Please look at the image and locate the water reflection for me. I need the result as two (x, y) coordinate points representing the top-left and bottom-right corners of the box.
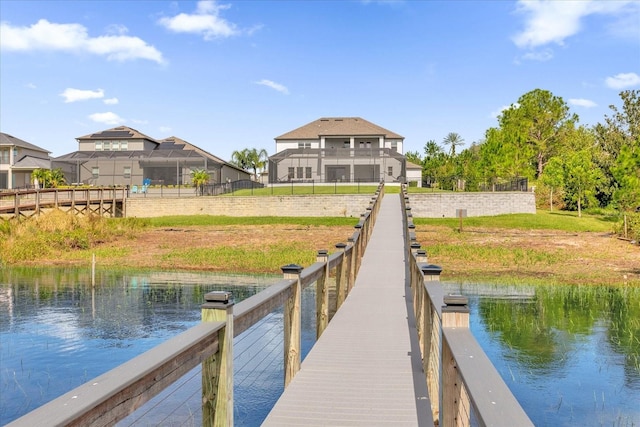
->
(0, 268), (277, 425)
(2, 269), (639, 426)
(446, 283), (640, 427)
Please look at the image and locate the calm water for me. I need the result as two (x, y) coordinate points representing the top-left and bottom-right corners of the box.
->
(1, 268), (639, 426)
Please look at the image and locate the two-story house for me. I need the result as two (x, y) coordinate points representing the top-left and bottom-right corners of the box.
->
(53, 126), (250, 187)
(268, 117), (410, 184)
(0, 132), (51, 190)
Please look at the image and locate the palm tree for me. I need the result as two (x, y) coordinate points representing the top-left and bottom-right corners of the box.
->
(190, 169), (210, 196)
(443, 132), (465, 157)
(31, 168), (49, 189)
(231, 148), (269, 181)
(48, 168), (66, 188)
(247, 148), (269, 181)
(231, 149), (251, 171)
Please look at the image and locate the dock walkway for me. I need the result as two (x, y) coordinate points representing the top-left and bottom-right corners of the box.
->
(262, 194), (433, 426)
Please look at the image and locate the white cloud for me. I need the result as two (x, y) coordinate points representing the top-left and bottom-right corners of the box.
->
(158, 0), (240, 40)
(520, 48), (554, 62)
(103, 97), (119, 105)
(489, 103), (519, 119)
(0, 19), (164, 63)
(60, 88), (104, 103)
(569, 98), (597, 108)
(605, 72), (640, 89)
(89, 112), (125, 125)
(512, 0), (632, 49)
(254, 79), (289, 95)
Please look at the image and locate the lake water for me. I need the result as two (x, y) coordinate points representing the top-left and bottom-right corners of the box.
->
(1, 268), (639, 426)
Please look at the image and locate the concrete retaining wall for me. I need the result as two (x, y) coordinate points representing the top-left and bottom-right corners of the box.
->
(406, 192), (536, 217)
(126, 192), (535, 218)
(126, 194), (373, 218)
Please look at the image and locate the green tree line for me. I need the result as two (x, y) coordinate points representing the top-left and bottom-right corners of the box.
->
(406, 89), (640, 239)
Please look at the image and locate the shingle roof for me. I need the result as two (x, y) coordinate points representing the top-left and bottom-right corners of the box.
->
(11, 156), (51, 169)
(0, 132), (51, 154)
(275, 117), (404, 140)
(76, 126), (159, 143)
(158, 136), (248, 174)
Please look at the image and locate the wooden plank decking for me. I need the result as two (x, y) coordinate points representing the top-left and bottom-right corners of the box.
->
(262, 194), (433, 426)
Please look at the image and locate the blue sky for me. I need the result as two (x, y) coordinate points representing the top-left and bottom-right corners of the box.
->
(1, 0), (639, 160)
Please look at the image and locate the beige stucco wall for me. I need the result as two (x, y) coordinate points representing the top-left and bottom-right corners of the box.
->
(126, 194), (374, 218)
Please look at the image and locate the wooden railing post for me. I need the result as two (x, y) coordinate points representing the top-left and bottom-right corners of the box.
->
(346, 236), (356, 293)
(14, 192), (19, 218)
(422, 263), (443, 423)
(335, 243), (348, 310)
(282, 264), (303, 387)
(201, 291), (234, 427)
(316, 250), (329, 338)
(442, 295), (471, 427)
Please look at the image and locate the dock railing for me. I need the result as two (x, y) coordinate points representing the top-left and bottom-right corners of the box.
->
(400, 185), (533, 427)
(7, 183), (384, 427)
(0, 187), (127, 220)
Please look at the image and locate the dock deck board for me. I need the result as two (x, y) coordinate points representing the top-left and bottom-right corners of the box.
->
(262, 194), (433, 426)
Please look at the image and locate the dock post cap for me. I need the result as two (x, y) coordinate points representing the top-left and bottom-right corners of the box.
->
(416, 249), (427, 257)
(335, 242), (347, 249)
(317, 249), (329, 256)
(442, 294), (469, 313)
(421, 264), (442, 275)
(410, 242), (421, 250)
(281, 264), (303, 274)
(202, 291), (234, 308)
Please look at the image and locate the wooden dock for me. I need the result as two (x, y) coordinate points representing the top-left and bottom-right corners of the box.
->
(262, 195), (433, 426)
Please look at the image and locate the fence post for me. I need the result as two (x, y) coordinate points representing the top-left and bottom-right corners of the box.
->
(282, 264), (303, 387)
(316, 250), (329, 338)
(335, 243), (348, 310)
(201, 291), (234, 427)
(442, 295), (470, 427)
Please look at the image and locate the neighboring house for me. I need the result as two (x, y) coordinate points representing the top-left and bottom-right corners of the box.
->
(0, 132), (51, 190)
(52, 126), (250, 187)
(405, 160), (423, 188)
(268, 117), (409, 184)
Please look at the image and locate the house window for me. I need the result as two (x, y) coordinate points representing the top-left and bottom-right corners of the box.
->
(103, 141), (111, 151)
(343, 141), (349, 148)
(296, 167), (303, 179)
(366, 141), (371, 148)
(388, 166), (393, 177)
(120, 141), (128, 151)
(92, 167), (99, 179)
(305, 167), (312, 179)
(123, 166), (131, 179)
(0, 148), (9, 164)
(288, 167), (294, 179)
(95, 141), (102, 151)
(359, 141), (364, 148)
(112, 141), (120, 151)
(391, 142), (398, 152)
(298, 142), (311, 149)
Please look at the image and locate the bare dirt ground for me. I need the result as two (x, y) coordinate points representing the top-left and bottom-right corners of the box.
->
(416, 226), (639, 286)
(30, 224), (639, 285)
